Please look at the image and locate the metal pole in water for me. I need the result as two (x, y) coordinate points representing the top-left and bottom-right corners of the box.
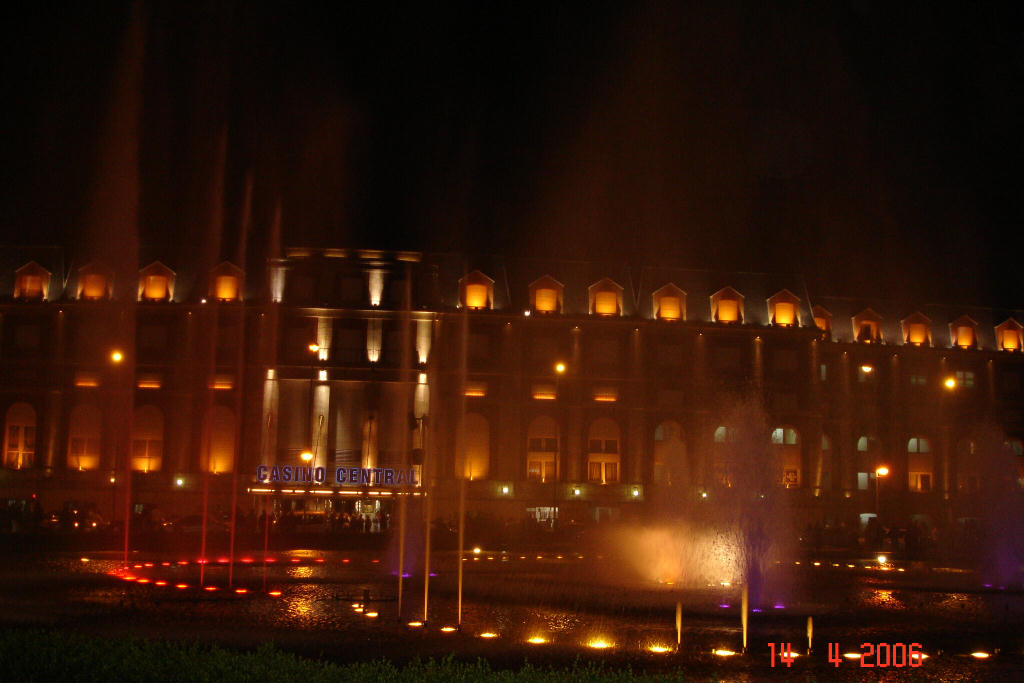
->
(807, 616), (813, 655)
(456, 476), (466, 629)
(741, 584), (749, 653)
(397, 495), (407, 620)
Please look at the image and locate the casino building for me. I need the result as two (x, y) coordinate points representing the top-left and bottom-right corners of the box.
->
(2, 246), (1023, 532)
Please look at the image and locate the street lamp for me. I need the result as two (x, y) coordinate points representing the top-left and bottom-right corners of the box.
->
(874, 466), (889, 516)
(300, 451), (314, 463)
(551, 361), (567, 529)
(944, 377), (957, 390)
(110, 349), (124, 364)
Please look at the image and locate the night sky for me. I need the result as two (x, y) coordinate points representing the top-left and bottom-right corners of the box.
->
(1, 1), (1021, 306)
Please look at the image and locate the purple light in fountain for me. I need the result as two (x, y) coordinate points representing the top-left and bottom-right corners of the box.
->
(719, 604), (730, 608)
(429, 572), (438, 577)
(751, 608), (762, 613)
(773, 604), (785, 609)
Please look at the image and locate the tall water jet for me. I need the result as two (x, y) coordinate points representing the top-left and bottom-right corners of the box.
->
(675, 601), (682, 648)
(806, 616), (813, 655)
(741, 583), (748, 653)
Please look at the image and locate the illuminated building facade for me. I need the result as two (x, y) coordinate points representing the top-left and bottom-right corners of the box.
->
(2, 246), (1023, 530)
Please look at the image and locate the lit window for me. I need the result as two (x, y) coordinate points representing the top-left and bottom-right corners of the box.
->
(717, 299), (739, 323)
(909, 374), (927, 386)
(465, 284), (489, 309)
(587, 418), (620, 483)
(819, 363), (828, 382)
(652, 284), (685, 321)
(81, 273), (108, 300)
(214, 275), (239, 301)
(773, 302), (796, 326)
(67, 404), (101, 471)
(902, 314), (932, 346)
(534, 288), (558, 312)
(14, 263), (49, 300)
(950, 316), (978, 349)
(594, 291), (617, 316)
(593, 387), (618, 402)
(996, 319), (1023, 351)
(768, 290), (801, 326)
(464, 381), (487, 397)
(142, 275), (168, 301)
(812, 305), (832, 338)
(3, 402), (36, 469)
(131, 406), (164, 472)
(907, 437), (931, 453)
(853, 309), (883, 343)
(532, 384), (556, 400)
(527, 416), (558, 482)
(955, 371), (975, 388)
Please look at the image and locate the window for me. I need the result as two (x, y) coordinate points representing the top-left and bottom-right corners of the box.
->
(141, 275), (169, 301)
(770, 427), (801, 487)
(594, 291), (617, 315)
(459, 413), (489, 480)
(907, 437), (931, 453)
(768, 290), (801, 327)
(909, 473), (932, 492)
(530, 275), (563, 314)
(526, 416), (558, 482)
(996, 319), (1023, 352)
(131, 406), (164, 472)
(3, 402), (36, 469)
(81, 272), (109, 300)
(907, 437), (933, 492)
(819, 363), (828, 382)
(652, 284), (686, 321)
(202, 406), (235, 473)
(902, 314), (932, 346)
(587, 418), (621, 484)
(716, 299), (739, 323)
(711, 287), (744, 323)
(771, 428), (798, 445)
(950, 316), (978, 349)
(955, 370), (975, 388)
(460, 271), (493, 310)
(67, 403), (101, 471)
(653, 420), (686, 485)
(535, 288), (558, 313)
(214, 275), (239, 301)
(910, 374), (927, 386)
(852, 309), (883, 343)
(812, 306), (832, 339)
(15, 264), (50, 300)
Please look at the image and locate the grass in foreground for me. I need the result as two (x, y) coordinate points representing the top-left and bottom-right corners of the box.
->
(0, 629), (692, 683)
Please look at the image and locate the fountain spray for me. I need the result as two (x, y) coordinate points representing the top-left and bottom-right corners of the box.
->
(675, 601), (682, 648)
(807, 616), (813, 655)
(741, 583), (749, 653)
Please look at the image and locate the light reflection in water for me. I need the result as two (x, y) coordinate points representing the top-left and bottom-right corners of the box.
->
(288, 566), (314, 579)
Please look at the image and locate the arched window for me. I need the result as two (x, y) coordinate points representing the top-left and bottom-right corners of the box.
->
(78, 264), (112, 300)
(526, 415), (558, 482)
(653, 420), (686, 485)
(949, 316), (978, 349)
(67, 404), (101, 471)
(3, 402), (36, 469)
(209, 261), (243, 302)
(14, 262), (50, 300)
(203, 405), (235, 474)
(131, 406), (163, 472)
(996, 319), (1023, 352)
(712, 425), (737, 486)
(460, 413), (490, 480)
(587, 418), (621, 483)
(770, 427), (801, 487)
(907, 436), (933, 492)
(901, 313), (932, 346)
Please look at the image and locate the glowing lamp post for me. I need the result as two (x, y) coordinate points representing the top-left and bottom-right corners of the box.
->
(300, 451), (314, 463)
(874, 466), (888, 517)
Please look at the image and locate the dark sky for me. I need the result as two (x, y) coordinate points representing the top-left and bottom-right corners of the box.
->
(1, 1), (1021, 306)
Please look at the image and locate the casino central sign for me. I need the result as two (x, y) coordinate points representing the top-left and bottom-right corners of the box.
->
(255, 464), (419, 486)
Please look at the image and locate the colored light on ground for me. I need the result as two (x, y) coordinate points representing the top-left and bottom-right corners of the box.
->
(143, 562), (153, 567)
(440, 626), (456, 633)
(365, 612), (379, 618)
(241, 557), (253, 563)
(751, 608), (762, 613)
(178, 561), (189, 565)
(813, 561), (821, 566)
(268, 591), (282, 596)
(315, 558), (325, 563)
(773, 604), (785, 609)
(136, 578), (150, 583)
(80, 557), (89, 563)
(847, 564), (856, 568)
(719, 604), (731, 608)
(712, 649), (737, 657)
(478, 632), (498, 639)
(197, 559), (208, 564)
(175, 584), (188, 589)
(290, 558), (300, 563)
(342, 558), (350, 563)
(234, 588), (248, 594)
(204, 586), (218, 591)
(133, 564), (143, 569)
(844, 653), (862, 659)
(912, 653), (929, 661)
(372, 559), (380, 563)
(160, 562), (170, 567)
(586, 638), (612, 649)
(429, 572), (438, 577)
(877, 555), (888, 565)
(354, 607), (364, 613)
(154, 581), (167, 586)
(527, 636), (548, 644)
(971, 652), (991, 659)
(265, 557), (276, 563)
(473, 547), (482, 554)
(648, 645), (671, 653)
(407, 621), (423, 628)
(217, 558), (229, 564)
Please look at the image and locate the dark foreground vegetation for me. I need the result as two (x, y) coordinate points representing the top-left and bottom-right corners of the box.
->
(0, 629), (695, 683)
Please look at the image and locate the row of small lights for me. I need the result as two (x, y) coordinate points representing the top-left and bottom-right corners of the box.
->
(96, 558), (995, 662)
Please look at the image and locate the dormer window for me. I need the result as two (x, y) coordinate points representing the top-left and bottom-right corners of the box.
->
(77, 263), (112, 300)
(949, 315), (978, 349)
(138, 261), (174, 302)
(459, 270), (494, 310)
(852, 309), (883, 343)
(652, 284), (685, 321)
(812, 305), (832, 339)
(996, 318), (1023, 352)
(710, 287), (744, 324)
(209, 261), (244, 302)
(13, 262), (51, 300)
(529, 275), (563, 314)
(588, 278), (623, 316)
(767, 289), (801, 327)
(901, 312), (932, 347)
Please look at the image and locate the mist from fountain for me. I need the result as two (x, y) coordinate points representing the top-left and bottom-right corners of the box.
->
(603, 394), (793, 607)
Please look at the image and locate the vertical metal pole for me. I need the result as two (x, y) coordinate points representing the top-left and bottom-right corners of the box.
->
(422, 489), (432, 623)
